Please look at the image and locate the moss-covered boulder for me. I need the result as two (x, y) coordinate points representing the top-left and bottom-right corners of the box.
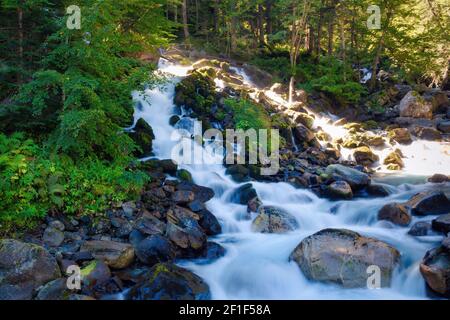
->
(353, 146), (379, 166)
(127, 263), (211, 300)
(399, 91), (435, 119)
(252, 206), (299, 234)
(177, 169), (193, 182)
(384, 149), (404, 170)
(289, 229), (400, 288)
(388, 127), (412, 145)
(174, 70), (216, 116)
(130, 118), (154, 158)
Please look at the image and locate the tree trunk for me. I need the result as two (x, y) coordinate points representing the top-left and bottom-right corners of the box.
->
(17, 6), (24, 82)
(174, 4), (178, 23)
(182, 0), (190, 42)
(265, 0), (273, 35)
(369, 11), (393, 90)
(258, 4), (265, 45)
(339, 20), (346, 81)
(195, 0), (199, 33)
(316, 10), (323, 58)
(327, 14), (334, 56)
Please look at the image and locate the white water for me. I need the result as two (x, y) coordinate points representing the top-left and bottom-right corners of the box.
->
(131, 58), (449, 300)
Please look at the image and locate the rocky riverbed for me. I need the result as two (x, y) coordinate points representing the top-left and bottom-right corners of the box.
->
(1, 49), (449, 300)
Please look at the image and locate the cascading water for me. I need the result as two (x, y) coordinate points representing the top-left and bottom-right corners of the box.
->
(132, 57), (448, 300)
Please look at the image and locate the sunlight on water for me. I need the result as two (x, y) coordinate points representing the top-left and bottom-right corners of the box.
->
(132, 58), (448, 300)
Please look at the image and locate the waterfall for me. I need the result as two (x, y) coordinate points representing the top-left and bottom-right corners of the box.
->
(131, 58), (448, 300)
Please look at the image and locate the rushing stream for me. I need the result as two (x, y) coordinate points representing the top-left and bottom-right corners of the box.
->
(131, 58), (449, 300)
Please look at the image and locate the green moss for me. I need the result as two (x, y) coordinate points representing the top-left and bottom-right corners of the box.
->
(224, 98), (271, 131)
(81, 260), (97, 277)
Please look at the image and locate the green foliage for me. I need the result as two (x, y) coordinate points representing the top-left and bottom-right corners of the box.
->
(224, 98), (271, 131)
(0, 133), (148, 229)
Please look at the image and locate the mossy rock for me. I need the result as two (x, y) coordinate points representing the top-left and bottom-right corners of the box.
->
(130, 118), (154, 158)
(177, 169), (193, 182)
(294, 113), (315, 129)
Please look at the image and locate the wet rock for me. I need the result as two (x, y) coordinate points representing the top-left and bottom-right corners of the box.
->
(135, 235), (175, 265)
(388, 128), (412, 145)
(128, 263), (211, 300)
(432, 214), (450, 234)
(443, 237), (450, 251)
(437, 120), (450, 133)
(366, 184), (392, 197)
(80, 241), (135, 269)
(252, 206), (299, 234)
(405, 191), (450, 216)
(177, 181), (214, 203)
(412, 126), (441, 141)
(134, 213), (166, 236)
(293, 124), (315, 143)
(166, 217), (207, 255)
(230, 183), (259, 205)
(0, 240), (61, 300)
(378, 203), (411, 226)
(408, 221), (432, 236)
(187, 200), (206, 212)
(353, 146), (379, 166)
(36, 278), (72, 300)
(88, 218), (111, 236)
(202, 242), (226, 261)
(327, 181), (353, 200)
(428, 174), (450, 183)
(129, 229), (146, 247)
(289, 229), (400, 288)
(198, 209), (222, 236)
(80, 260), (111, 290)
(130, 118), (155, 158)
(294, 113), (314, 129)
(169, 115), (180, 126)
(420, 247), (450, 295)
(160, 159), (178, 175)
(172, 190), (195, 204)
(225, 164), (250, 182)
(43, 226), (65, 247)
(383, 149), (404, 170)
(176, 169), (193, 182)
(111, 217), (133, 238)
(399, 91), (434, 119)
(325, 164), (370, 191)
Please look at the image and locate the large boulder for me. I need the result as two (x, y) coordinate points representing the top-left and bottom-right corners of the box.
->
(0, 239), (61, 300)
(128, 263), (211, 300)
(197, 209), (222, 236)
(432, 214), (450, 234)
(36, 278), (73, 300)
(80, 240), (135, 269)
(289, 229), (400, 288)
(405, 191), (450, 216)
(420, 247), (450, 296)
(252, 206), (299, 234)
(325, 164), (370, 191)
(412, 126), (442, 141)
(166, 210), (207, 255)
(428, 174), (449, 183)
(377, 203), (411, 226)
(399, 91), (435, 119)
(176, 181), (215, 203)
(135, 235), (175, 265)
